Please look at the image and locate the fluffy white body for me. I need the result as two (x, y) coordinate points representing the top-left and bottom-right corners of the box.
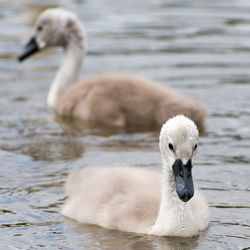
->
(62, 115), (210, 237)
(19, 8), (207, 129)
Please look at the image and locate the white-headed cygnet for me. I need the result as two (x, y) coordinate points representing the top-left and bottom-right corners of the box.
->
(62, 115), (209, 237)
(18, 8), (207, 129)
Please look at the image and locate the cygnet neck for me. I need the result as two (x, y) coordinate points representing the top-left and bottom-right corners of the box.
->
(47, 36), (85, 110)
(158, 162), (182, 219)
(150, 159), (199, 236)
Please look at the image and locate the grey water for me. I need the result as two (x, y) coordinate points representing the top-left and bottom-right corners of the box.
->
(0, 0), (250, 249)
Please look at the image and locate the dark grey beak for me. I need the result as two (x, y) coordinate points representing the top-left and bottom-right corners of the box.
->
(18, 37), (39, 62)
(172, 159), (194, 202)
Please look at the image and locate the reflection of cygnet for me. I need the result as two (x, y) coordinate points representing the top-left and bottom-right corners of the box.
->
(62, 115), (209, 237)
(18, 8), (206, 129)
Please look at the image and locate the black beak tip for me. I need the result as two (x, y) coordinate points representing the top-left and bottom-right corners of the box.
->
(17, 37), (39, 63)
(17, 55), (24, 62)
(180, 192), (193, 202)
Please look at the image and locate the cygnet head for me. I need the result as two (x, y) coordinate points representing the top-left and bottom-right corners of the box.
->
(159, 115), (199, 202)
(18, 8), (85, 61)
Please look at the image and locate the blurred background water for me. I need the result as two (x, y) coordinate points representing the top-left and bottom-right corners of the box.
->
(0, 0), (250, 249)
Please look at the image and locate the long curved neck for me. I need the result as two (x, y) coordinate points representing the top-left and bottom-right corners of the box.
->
(150, 160), (199, 236)
(47, 38), (85, 110)
(156, 162), (182, 222)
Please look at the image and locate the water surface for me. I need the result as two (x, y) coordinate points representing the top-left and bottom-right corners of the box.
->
(0, 0), (250, 249)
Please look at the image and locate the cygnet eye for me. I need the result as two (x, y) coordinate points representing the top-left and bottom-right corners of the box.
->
(168, 143), (174, 152)
(37, 25), (43, 32)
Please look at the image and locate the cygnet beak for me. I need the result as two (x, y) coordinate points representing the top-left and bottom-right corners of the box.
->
(172, 159), (194, 202)
(18, 37), (39, 62)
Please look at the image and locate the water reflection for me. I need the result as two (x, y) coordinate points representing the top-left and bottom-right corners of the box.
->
(1, 0), (250, 249)
(54, 115), (160, 137)
(4, 138), (85, 162)
(72, 223), (201, 250)
(0, 116), (86, 161)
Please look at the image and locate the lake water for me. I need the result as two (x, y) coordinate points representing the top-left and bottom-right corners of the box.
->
(0, 0), (250, 249)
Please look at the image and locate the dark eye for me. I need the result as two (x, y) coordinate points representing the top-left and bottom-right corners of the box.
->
(37, 25), (43, 32)
(168, 143), (174, 151)
(194, 144), (198, 151)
